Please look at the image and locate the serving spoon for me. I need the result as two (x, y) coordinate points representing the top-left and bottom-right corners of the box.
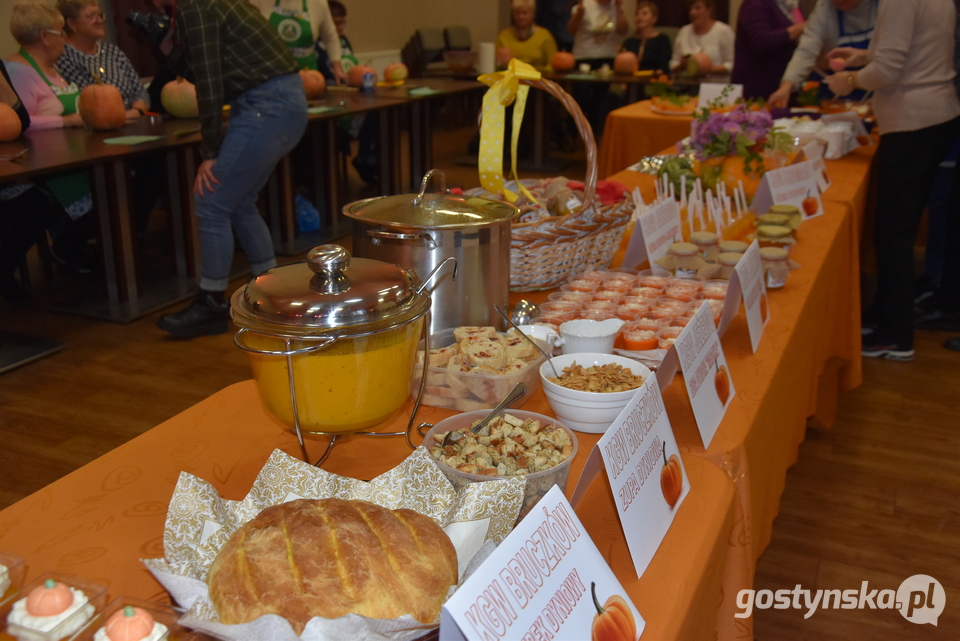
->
(441, 381), (526, 447)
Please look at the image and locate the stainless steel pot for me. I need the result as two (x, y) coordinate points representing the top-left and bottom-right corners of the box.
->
(343, 170), (519, 336)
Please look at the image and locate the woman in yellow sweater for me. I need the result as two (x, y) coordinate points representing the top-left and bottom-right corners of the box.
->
(496, 0), (558, 71)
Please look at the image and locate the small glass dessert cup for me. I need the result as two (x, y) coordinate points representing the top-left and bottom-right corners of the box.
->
(72, 596), (180, 641)
(620, 322), (659, 351)
(563, 278), (601, 293)
(4, 572), (106, 641)
(700, 279), (729, 300)
(636, 268), (672, 291)
(658, 326), (683, 349)
(592, 290), (625, 304)
(0, 551), (26, 605)
(631, 286), (664, 300)
(548, 290), (593, 304)
(663, 278), (703, 302)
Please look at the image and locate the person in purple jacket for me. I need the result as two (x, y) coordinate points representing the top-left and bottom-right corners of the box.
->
(731, 0), (806, 100)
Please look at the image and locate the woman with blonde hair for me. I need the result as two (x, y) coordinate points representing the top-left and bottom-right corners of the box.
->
(496, 0), (558, 71)
(56, 0), (150, 119)
(6, 0), (96, 273)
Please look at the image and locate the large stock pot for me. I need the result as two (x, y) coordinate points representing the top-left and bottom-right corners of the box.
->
(343, 170), (519, 335)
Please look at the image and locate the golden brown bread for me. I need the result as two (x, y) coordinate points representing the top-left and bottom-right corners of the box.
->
(206, 498), (458, 633)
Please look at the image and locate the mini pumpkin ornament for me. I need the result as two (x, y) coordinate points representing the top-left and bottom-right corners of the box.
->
(660, 442), (683, 508)
(299, 68), (326, 99)
(802, 190), (819, 217)
(104, 606), (155, 641)
(590, 582), (637, 641)
(161, 77), (200, 118)
(25, 579), (74, 616)
(714, 360), (730, 407)
(0, 102), (23, 141)
(551, 51), (575, 71)
(79, 81), (126, 130)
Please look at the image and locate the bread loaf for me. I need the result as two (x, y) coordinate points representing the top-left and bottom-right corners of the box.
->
(207, 498), (458, 633)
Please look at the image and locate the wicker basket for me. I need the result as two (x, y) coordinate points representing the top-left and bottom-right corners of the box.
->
(478, 77), (634, 292)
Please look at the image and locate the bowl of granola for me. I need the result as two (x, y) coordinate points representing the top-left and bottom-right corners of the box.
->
(540, 353), (651, 433)
(423, 410), (577, 521)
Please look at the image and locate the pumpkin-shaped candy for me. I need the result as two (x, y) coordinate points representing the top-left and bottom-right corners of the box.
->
(0, 103), (23, 141)
(299, 69), (326, 99)
(160, 77), (199, 119)
(104, 605), (155, 641)
(590, 582), (636, 641)
(79, 83), (126, 130)
(25, 579), (74, 617)
(551, 51), (575, 71)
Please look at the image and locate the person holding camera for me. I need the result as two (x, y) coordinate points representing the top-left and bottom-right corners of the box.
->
(56, 0), (150, 119)
(154, 0), (308, 338)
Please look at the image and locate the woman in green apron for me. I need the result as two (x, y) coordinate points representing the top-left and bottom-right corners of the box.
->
(252, 0), (346, 82)
(7, 0), (96, 271)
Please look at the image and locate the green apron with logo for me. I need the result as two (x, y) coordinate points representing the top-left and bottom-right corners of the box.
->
(20, 48), (92, 219)
(269, 0), (319, 69)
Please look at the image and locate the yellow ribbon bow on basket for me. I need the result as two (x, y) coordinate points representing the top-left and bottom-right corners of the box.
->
(477, 59), (541, 204)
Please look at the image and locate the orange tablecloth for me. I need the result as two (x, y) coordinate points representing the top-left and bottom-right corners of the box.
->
(599, 101), (694, 176)
(0, 381), (738, 641)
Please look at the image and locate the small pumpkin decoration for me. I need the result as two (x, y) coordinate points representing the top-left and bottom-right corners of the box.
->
(383, 62), (408, 82)
(590, 582), (636, 641)
(347, 64), (377, 88)
(25, 579), (74, 616)
(613, 51), (638, 75)
(104, 605), (155, 641)
(160, 77), (200, 118)
(79, 82), (126, 130)
(802, 191), (819, 217)
(298, 68), (326, 99)
(714, 360), (730, 406)
(0, 103), (23, 141)
(551, 51), (575, 72)
(659, 442), (683, 508)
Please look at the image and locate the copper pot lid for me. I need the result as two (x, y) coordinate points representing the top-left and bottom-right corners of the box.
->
(342, 169), (518, 230)
(231, 245), (430, 338)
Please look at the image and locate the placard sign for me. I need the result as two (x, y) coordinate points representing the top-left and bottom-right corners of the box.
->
(440, 486), (646, 641)
(621, 197), (682, 269)
(674, 301), (735, 447)
(731, 240), (768, 352)
(596, 376), (690, 576)
(802, 140), (832, 193)
(697, 83), (743, 109)
(753, 160), (823, 220)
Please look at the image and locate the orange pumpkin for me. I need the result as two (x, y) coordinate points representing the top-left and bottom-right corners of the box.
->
(383, 62), (408, 82)
(714, 361), (730, 406)
(25, 579), (74, 616)
(78, 82), (126, 130)
(0, 103), (22, 141)
(687, 52), (712, 76)
(347, 64), (377, 88)
(551, 51), (575, 71)
(161, 77), (199, 118)
(660, 443), (682, 508)
(298, 69), (326, 100)
(104, 605), (155, 641)
(613, 51), (638, 75)
(590, 582), (637, 641)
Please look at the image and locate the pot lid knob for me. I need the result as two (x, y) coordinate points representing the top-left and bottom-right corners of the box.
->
(307, 244), (350, 276)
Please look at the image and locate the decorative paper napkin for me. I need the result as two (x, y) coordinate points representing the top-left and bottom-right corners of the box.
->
(103, 135), (164, 145)
(143, 448), (524, 641)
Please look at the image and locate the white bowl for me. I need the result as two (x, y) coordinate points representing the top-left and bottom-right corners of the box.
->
(539, 353), (652, 433)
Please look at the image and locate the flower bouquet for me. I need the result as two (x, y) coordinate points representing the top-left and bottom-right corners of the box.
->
(686, 103), (794, 202)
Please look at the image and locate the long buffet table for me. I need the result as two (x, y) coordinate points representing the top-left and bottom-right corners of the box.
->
(0, 131), (873, 640)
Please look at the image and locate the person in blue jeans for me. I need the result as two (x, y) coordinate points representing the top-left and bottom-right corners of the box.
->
(155, 0), (308, 338)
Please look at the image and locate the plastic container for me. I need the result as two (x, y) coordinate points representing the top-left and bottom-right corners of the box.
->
(700, 279), (729, 300)
(412, 327), (547, 411)
(3, 572), (107, 641)
(422, 410), (577, 521)
(71, 596), (183, 641)
(0, 552), (25, 606)
(621, 323), (659, 350)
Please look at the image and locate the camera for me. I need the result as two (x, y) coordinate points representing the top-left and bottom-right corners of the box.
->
(125, 10), (170, 48)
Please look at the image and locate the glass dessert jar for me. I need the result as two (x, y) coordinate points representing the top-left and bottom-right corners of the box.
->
(756, 225), (796, 252)
(716, 252), (742, 280)
(760, 246), (792, 289)
(689, 230), (720, 262)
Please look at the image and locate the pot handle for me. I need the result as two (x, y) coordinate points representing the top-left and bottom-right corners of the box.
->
(414, 256), (457, 295)
(367, 228), (437, 249)
(233, 328), (336, 356)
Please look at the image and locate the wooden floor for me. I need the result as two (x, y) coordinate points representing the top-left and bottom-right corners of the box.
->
(2, 123), (959, 638)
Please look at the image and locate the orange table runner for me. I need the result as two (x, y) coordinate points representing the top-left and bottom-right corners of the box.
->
(599, 101), (694, 176)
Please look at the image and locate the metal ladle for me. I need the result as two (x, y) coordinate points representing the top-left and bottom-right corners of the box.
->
(494, 304), (559, 378)
(441, 381), (527, 447)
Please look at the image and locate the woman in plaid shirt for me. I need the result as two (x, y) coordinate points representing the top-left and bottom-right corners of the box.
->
(155, 0), (308, 338)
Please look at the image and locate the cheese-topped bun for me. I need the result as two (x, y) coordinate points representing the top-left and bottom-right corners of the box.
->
(207, 498), (457, 634)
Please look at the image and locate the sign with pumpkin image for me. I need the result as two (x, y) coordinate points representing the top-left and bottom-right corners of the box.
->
(440, 486), (644, 641)
(673, 300), (736, 447)
(752, 159), (823, 221)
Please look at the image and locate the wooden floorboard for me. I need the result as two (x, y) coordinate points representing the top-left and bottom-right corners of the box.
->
(2, 122), (959, 638)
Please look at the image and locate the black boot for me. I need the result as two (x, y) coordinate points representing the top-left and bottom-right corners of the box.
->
(156, 289), (230, 338)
